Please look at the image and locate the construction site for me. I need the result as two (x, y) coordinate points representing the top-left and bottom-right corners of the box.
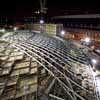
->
(0, 0), (100, 99)
(0, 28), (100, 100)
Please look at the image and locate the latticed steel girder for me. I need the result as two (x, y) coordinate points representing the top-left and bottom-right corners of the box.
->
(1, 31), (97, 100)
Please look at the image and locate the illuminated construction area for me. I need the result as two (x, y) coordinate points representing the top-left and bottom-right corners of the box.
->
(0, 31), (100, 100)
(0, 41), (38, 100)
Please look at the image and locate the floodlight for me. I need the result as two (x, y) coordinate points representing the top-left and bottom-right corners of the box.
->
(61, 30), (65, 35)
(91, 59), (97, 64)
(84, 37), (90, 43)
(40, 20), (44, 24)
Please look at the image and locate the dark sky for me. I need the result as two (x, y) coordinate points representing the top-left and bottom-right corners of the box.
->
(0, 0), (99, 20)
(47, 0), (99, 16)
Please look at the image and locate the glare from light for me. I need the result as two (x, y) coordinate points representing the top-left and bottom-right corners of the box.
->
(0, 29), (5, 32)
(92, 59), (97, 64)
(40, 20), (44, 24)
(35, 10), (40, 14)
(2, 29), (5, 32)
(96, 49), (100, 53)
(84, 37), (90, 43)
(61, 30), (65, 35)
(14, 27), (17, 31)
(9, 25), (13, 28)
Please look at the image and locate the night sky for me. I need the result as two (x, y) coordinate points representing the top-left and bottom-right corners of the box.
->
(0, 0), (99, 21)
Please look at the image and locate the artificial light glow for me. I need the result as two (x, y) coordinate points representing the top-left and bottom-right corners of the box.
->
(35, 10), (40, 14)
(0, 29), (5, 32)
(40, 20), (44, 24)
(2, 29), (5, 32)
(84, 37), (90, 43)
(96, 49), (100, 53)
(14, 27), (17, 31)
(92, 59), (97, 64)
(61, 30), (65, 35)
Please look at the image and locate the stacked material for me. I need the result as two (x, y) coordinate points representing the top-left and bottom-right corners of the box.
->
(0, 41), (38, 100)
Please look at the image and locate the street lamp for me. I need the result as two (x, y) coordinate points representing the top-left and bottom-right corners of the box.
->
(61, 30), (65, 36)
(40, 20), (44, 33)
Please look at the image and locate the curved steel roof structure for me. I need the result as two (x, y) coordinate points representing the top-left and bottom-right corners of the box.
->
(1, 31), (100, 100)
